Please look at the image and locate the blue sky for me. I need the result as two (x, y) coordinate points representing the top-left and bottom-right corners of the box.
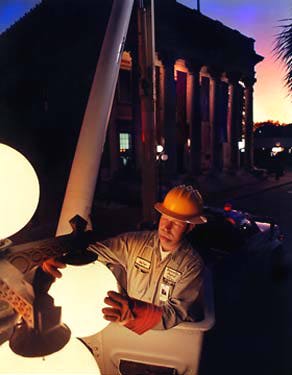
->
(0, 0), (40, 33)
(178, 0), (292, 123)
(0, 0), (291, 122)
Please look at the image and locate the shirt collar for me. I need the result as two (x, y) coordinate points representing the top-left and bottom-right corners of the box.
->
(155, 231), (186, 261)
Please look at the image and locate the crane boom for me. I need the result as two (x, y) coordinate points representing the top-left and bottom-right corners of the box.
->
(56, 0), (135, 235)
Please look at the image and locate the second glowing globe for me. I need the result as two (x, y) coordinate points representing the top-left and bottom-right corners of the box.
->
(48, 261), (118, 337)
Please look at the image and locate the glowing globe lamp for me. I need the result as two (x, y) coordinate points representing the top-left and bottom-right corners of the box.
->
(156, 145), (164, 153)
(0, 143), (40, 241)
(271, 144), (284, 156)
(49, 261), (118, 337)
(0, 338), (100, 374)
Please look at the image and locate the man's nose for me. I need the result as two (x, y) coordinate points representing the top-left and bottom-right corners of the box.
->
(164, 221), (173, 230)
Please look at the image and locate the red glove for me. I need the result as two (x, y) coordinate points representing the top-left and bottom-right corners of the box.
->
(103, 291), (162, 335)
(42, 258), (67, 278)
(102, 291), (135, 324)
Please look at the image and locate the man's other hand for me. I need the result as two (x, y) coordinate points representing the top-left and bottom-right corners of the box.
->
(102, 291), (163, 335)
(102, 291), (135, 324)
(42, 258), (66, 278)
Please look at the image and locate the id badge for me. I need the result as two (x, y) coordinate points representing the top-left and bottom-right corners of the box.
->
(159, 283), (170, 302)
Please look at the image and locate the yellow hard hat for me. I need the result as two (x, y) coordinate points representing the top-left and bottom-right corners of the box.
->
(154, 185), (207, 224)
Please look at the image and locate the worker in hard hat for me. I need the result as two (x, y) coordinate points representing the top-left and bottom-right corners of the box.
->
(42, 185), (207, 335)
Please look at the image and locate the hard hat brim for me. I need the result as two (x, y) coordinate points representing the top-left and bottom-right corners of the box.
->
(154, 202), (207, 225)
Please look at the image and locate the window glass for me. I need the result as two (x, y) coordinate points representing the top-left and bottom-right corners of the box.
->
(119, 133), (131, 152)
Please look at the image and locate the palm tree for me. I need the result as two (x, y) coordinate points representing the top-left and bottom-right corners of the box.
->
(275, 18), (292, 94)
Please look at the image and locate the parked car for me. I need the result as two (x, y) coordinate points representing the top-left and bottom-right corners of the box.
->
(187, 203), (283, 265)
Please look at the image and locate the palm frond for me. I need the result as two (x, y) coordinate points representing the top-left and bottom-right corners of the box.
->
(274, 18), (292, 94)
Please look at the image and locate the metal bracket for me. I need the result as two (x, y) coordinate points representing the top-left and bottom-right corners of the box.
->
(0, 260), (34, 328)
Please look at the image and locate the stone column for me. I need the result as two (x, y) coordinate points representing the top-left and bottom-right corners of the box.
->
(187, 61), (202, 176)
(226, 73), (241, 173)
(243, 77), (256, 170)
(130, 49), (143, 170)
(161, 53), (177, 175)
(137, 0), (158, 222)
(209, 69), (222, 173)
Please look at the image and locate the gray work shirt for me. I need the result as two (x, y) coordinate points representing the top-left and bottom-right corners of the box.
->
(88, 230), (204, 329)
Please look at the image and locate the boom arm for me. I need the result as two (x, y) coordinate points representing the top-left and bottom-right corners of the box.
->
(56, 0), (135, 235)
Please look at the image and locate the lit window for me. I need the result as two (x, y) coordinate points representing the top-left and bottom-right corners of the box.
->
(119, 133), (131, 152)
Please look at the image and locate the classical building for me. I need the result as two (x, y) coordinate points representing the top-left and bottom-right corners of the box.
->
(0, 0), (263, 201)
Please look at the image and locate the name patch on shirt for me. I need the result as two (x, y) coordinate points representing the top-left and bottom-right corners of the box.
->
(163, 267), (182, 284)
(134, 256), (151, 272)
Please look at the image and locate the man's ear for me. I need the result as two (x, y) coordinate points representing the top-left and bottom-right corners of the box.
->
(186, 223), (196, 233)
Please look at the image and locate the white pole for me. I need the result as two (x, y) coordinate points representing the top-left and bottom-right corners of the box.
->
(56, 0), (135, 235)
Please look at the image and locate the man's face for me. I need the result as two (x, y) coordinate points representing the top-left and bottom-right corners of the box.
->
(158, 214), (191, 252)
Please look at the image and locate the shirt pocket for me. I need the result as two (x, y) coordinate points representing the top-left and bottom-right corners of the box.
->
(128, 264), (151, 299)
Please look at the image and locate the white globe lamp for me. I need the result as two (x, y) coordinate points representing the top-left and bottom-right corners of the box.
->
(48, 261), (118, 337)
(0, 143), (40, 242)
(0, 337), (100, 374)
(156, 145), (164, 153)
(0, 143), (40, 338)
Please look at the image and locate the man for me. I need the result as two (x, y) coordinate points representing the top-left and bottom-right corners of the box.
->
(42, 185), (207, 335)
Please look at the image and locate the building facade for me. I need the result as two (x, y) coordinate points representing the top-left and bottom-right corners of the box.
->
(0, 0), (263, 203)
(101, 0), (263, 180)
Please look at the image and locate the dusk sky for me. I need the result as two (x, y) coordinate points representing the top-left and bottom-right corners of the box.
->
(0, 0), (291, 124)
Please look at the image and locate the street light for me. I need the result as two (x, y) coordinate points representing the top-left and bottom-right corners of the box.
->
(0, 337), (99, 374)
(156, 145), (169, 200)
(156, 145), (164, 153)
(161, 154), (168, 161)
(0, 144), (113, 373)
(0, 143), (39, 245)
(49, 261), (118, 338)
(238, 139), (245, 153)
(271, 143), (284, 156)
(0, 142), (40, 343)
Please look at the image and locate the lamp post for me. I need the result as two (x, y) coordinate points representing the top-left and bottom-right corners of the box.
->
(0, 144), (116, 373)
(0, 222), (116, 370)
(0, 142), (40, 337)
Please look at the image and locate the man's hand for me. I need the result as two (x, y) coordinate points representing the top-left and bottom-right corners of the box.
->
(42, 258), (66, 279)
(102, 291), (163, 335)
(102, 291), (135, 324)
